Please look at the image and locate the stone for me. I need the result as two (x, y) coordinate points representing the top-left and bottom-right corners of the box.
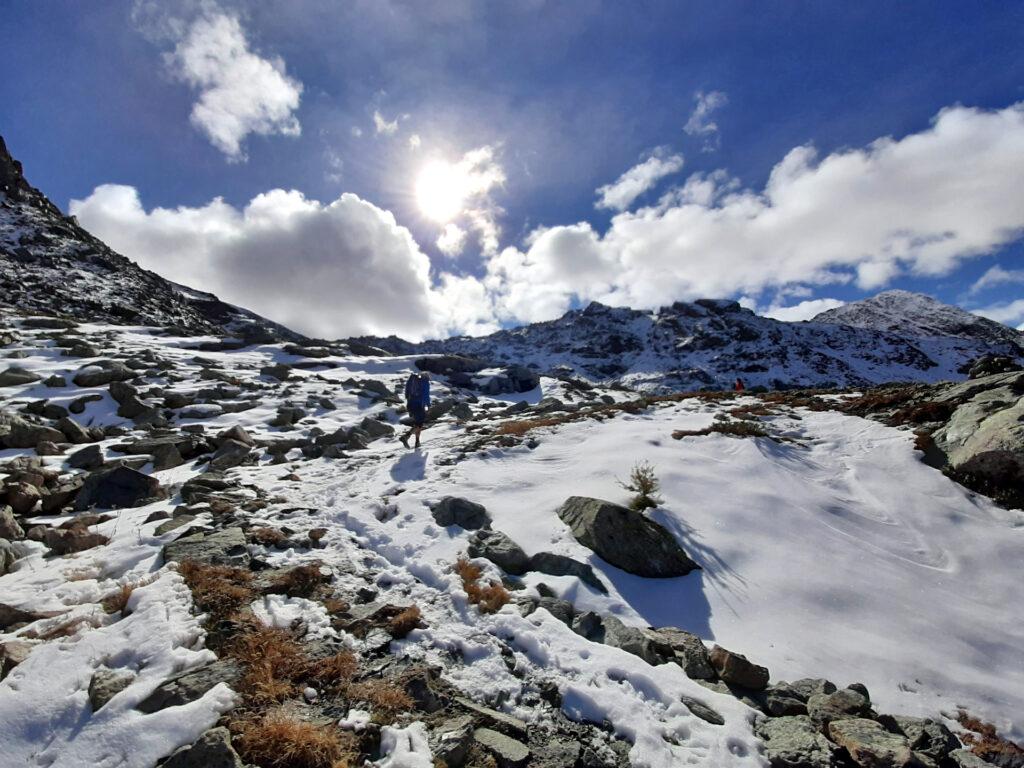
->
(68, 444), (104, 470)
(0, 366), (42, 386)
(162, 727), (244, 768)
(3, 419), (65, 449)
(467, 529), (530, 575)
(0, 602), (51, 631)
(208, 439), (252, 471)
(880, 716), (959, 763)
(6, 482), (41, 515)
(69, 394), (104, 414)
(40, 479), (84, 513)
(215, 425), (254, 447)
(260, 363), (292, 381)
(453, 696), (528, 736)
(163, 527), (249, 567)
(402, 666), (445, 713)
(431, 496), (492, 530)
(807, 688), (873, 728)
(44, 526), (109, 555)
(44, 375), (67, 387)
(72, 360), (135, 387)
(270, 405), (306, 427)
(652, 627), (715, 680)
(756, 715), (836, 768)
(136, 660), (241, 713)
(828, 718), (916, 768)
(0, 539), (18, 575)
(359, 416), (395, 440)
(601, 615), (669, 665)
(709, 645), (770, 690)
(433, 715), (474, 768)
(0, 507), (23, 540)
(786, 678), (838, 701)
(75, 466), (165, 510)
(473, 728), (530, 768)
(152, 442), (185, 471)
(535, 596), (575, 627)
(155, 516), (196, 536)
(680, 695), (724, 725)
(0, 639), (33, 680)
(571, 610), (605, 641)
(57, 416), (93, 443)
(949, 749), (996, 767)
(88, 667), (135, 711)
(555, 496), (699, 577)
(35, 440), (62, 456)
(528, 551), (607, 593)
(180, 473), (234, 504)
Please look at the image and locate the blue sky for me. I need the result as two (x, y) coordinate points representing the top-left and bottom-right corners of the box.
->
(4, 1), (1024, 339)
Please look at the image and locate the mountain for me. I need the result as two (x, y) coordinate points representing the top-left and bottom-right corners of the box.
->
(356, 296), (1023, 391)
(0, 136), (302, 343)
(812, 289), (1024, 348)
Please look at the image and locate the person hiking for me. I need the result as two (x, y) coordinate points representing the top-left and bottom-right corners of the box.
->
(400, 370), (430, 449)
(734, 377), (745, 392)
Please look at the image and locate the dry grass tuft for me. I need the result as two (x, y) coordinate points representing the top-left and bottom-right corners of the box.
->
(305, 650), (358, 694)
(177, 559), (256, 624)
(270, 563), (326, 598)
(323, 597), (349, 615)
(455, 557), (510, 614)
(101, 584), (136, 615)
(673, 420), (770, 440)
(227, 621), (309, 705)
(232, 708), (357, 768)
(250, 527), (290, 547)
(495, 416), (569, 436)
(387, 606), (422, 638)
(346, 679), (413, 718)
(956, 709), (1024, 766)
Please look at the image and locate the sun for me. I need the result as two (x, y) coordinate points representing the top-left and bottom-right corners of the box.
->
(415, 160), (469, 223)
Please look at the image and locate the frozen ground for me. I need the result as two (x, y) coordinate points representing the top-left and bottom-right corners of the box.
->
(1, 319), (1021, 766)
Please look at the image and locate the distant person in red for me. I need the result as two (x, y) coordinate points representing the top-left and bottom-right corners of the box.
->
(734, 377), (745, 392)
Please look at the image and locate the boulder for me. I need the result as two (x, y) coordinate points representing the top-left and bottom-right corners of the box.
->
(162, 727), (244, 768)
(0, 507), (24, 540)
(260, 363), (292, 381)
(651, 627), (715, 680)
(0, 639), (33, 680)
(601, 615), (669, 665)
(416, 356), (488, 375)
(163, 527), (249, 567)
(432, 715), (474, 768)
(5, 482), (41, 515)
(35, 441), (63, 456)
(756, 715), (836, 768)
(969, 355), (1022, 379)
(68, 444), (104, 470)
(44, 526), (109, 555)
(431, 497), (491, 530)
(680, 695), (724, 725)
(535, 596), (575, 627)
(0, 539), (19, 575)
(136, 660), (241, 713)
(208, 439), (252, 471)
(555, 496), (698, 577)
(88, 668), (135, 711)
(467, 529), (530, 575)
(152, 442), (185, 471)
(270, 405), (306, 427)
(528, 551), (606, 594)
(57, 416), (93, 443)
(75, 466), (165, 510)
(709, 645), (770, 690)
(949, 749), (997, 767)
(828, 718), (916, 768)
(880, 716), (959, 764)
(0, 366), (41, 386)
(0, 602), (51, 631)
(807, 688), (873, 729)
(2, 419), (65, 449)
(72, 360), (134, 387)
(214, 425), (253, 448)
(359, 416), (395, 440)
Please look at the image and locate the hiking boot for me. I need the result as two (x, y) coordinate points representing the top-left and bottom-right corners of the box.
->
(400, 433), (410, 448)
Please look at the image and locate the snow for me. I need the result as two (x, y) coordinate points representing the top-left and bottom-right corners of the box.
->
(1, 317), (1021, 767)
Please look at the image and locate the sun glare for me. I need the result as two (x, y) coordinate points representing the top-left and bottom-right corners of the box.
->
(416, 160), (468, 223)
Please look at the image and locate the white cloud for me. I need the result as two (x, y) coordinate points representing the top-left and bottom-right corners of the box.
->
(428, 145), (506, 257)
(436, 223), (467, 256)
(323, 149), (344, 183)
(763, 298), (846, 322)
(69, 184), (489, 340)
(684, 90), (728, 152)
(351, 126), (363, 138)
(166, 11), (302, 161)
(973, 299), (1024, 327)
(409, 133), (422, 149)
(970, 264), (1024, 294)
(595, 149), (684, 211)
(373, 110), (399, 135)
(481, 103), (1024, 325)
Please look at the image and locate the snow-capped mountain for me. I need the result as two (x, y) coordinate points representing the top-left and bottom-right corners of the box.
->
(812, 289), (1024, 349)
(0, 136), (302, 343)
(357, 297), (1022, 391)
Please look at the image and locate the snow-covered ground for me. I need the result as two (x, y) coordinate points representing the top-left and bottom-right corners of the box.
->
(1, 320), (1022, 767)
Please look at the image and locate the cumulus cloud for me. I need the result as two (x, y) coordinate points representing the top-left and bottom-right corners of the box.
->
(69, 184), (481, 341)
(973, 299), (1024, 328)
(373, 110), (399, 135)
(684, 90), (728, 151)
(481, 102), (1024, 325)
(595, 149), (684, 211)
(763, 298), (846, 322)
(436, 223), (467, 256)
(970, 264), (1024, 294)
(165, 10), (303, 160)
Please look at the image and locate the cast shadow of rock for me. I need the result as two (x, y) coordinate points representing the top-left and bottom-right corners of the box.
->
(390, 451), (428, 482)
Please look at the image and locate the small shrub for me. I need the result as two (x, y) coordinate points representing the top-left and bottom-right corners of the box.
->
(177, 559), (255, 624)
(227, 622), (308, 706)
(618, 461), (663, 511)
(250, 527), (289, 547)
(305, 650), (358, 693)
(232, 708), (357, 768)
(346, 679), (413, 719)
(956, 709), (1024, 766)
(271, 563), (326, 598)
(388, 606), (422, 638)
(672, 420), (770, 440)
(101, 583), (136, 615)
(455, 557), (510, 614)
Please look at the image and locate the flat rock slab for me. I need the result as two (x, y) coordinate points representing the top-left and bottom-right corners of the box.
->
(555, 496), (698, 578)
(454, 695), (528, 736)
(756, 715), (835, 768)
(136, 660), (240, 713)
(474, 727), (530, 768)
(828, 717), (916, 768)
(162, 727), (244, 768)
(162, 527), (249, 567)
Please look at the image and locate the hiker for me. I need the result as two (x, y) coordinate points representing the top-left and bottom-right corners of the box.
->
(734, 377), (745, 392)
(400, 370), (430, 448)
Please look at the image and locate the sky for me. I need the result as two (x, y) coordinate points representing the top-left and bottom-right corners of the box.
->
(3, 0), (1024, 340)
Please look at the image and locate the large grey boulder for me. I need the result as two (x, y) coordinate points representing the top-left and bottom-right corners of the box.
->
(68, 444), (104, 470)
(555, 496), (698, 577)
(709, 645), (770, 690)
(75, 466), (166, 510)
(208, 439), (252, 471)
(2, 418), (65, 449)
(528, 551), (607, 594)
(88, 668), (135, 711)
(881, 716), (959, 764)
(827, 718), (916, 768)
(0, 366), (41, 386)
(136, 660), (240, 713)
(72, 360), (135, 387)
(162, 727), (244, 768)
(359, 416), (395, 440)
(467, 529), (530, 575)
(807, 688), (873, 729)
(431, 497), (491, 530)
(651, 627), (715, 679)
(756, 715), (836, 768)
(163, 527), (249, 567)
